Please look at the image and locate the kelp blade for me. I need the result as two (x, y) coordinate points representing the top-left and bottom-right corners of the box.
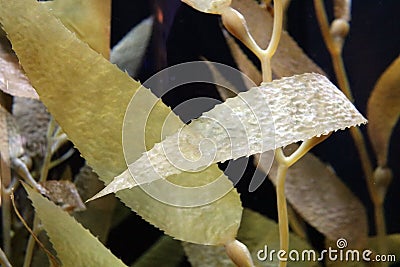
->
(0, 0), (242, 245)
(42, 0), (111, 58)
(24, 184), (128, 267)
(97, 73), (367, 196)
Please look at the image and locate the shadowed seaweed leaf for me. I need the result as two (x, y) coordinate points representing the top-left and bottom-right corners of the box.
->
(130, 235), (184, 267)
(111, 17), (154, 78)
(0, 0), (242, 245)
(184, 209), (320, 267)
(367, 56), (400, 167)
(24, 184), (128, 267)
(0, 29), (38, 99)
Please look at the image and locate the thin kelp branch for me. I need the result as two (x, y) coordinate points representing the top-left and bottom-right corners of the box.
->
(313, 0), (352, 100)
(10, 191), (60, 267)
(221, 1), (283, 83)
(259, 0), (283, 83)
(0, 111), (12, 257)
(274, 149), (289, 267)
(24, 117), (64, 267)
(0, 157), (12, 257)
(0, 0), (378, 266)
(221, 1), (287, 266)
(274, 134), (331, 267)
(313, 0), (389, 262)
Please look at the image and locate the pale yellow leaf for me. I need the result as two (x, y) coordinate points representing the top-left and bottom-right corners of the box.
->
(0, 0), (242, 245)
(42, 0), (111, 58)
(97, 73), (366, 196)
(24, 184), (128, 267)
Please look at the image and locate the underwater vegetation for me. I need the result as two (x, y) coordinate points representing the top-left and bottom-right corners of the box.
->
(0, 0), (399, 266)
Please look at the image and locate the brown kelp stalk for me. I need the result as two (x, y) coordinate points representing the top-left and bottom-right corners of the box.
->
(221, 1), (333, 266)
(313, 0), (388, 261)
(23, 118), (67, 267)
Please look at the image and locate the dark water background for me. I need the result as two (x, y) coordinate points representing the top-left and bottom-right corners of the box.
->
(108, 1), (400, 265)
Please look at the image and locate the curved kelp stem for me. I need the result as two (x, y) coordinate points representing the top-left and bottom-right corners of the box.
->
(274, 134), (330, 267)
(23, 118), (61, 267)
(313, 0), (388, 262)
(220, 1), (330, 267)
(275, 149), (289, 267)
(259, 0), (283, 83)
(221, 1), (294, 267)
(219, 1), (284, 265)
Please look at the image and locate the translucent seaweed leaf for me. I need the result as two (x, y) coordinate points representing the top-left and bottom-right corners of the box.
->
(24, 184), (128, 267)
(184, 209), (320, 267)
(0, 30), (38, 99)
(260, 145), (368, 249)
(0, 0), (242, 245)
(42, 0), (111, 58)
(176, 57), (369, 251)
(367, 56), (400, 166)
(111, 17), (154, 77)
(181, 0), (232, 14)
(131, 236), (184, 267)
(97, 73), (367, 196)
(230, 0), (324, 77)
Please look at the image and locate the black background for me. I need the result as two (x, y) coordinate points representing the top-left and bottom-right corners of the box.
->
(107, 1), (400, 265)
